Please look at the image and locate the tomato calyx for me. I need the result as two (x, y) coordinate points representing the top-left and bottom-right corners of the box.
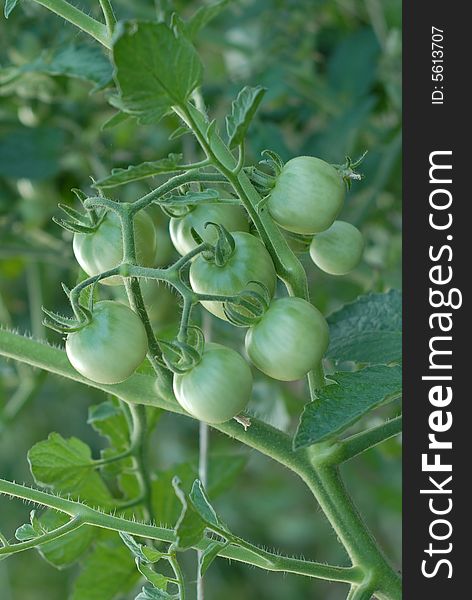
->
(191, 222), (236, 266)
(158, 326), (205, 374)
(52, 189), (106, 235)
(223, 281), (271, 327)
(332, 151), (368, 189)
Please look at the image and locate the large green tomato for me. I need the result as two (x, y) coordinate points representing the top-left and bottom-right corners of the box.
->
(173, 343), (253, 423)
(65, 301), (148, 384)
(309, 220), (364, 275)
(267, 156), (345, 234)
(73, 211), (157, 285)
(189, 232), (277, 321)
(245, 297), (329, 381)
(169, 204), (249, 256)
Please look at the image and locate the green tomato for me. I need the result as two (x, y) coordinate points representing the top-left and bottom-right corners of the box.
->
(309, 220), (364, 275)
(245, 297), (329, 381)
(267, 156), (345, 234)
(73, 210), (157, 285)
(189, 232), (277, 321)
(65, 301), (148, 384)
(169, 204), (249, 256)
(173, 343), (253, 423)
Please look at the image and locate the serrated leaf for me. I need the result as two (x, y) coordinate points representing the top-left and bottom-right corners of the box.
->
(15, 523), (38, 541)
(185, 0), (230, 40)
(189, 480), (220, 528)
(87, 399), (130, 450)
(94, 154), (184, 189)
(112, 21), (202, 124)
(226, 86), (266, 149)
(173, 477), (206, 550)
(37, 511), (95, 569)
(27, 433), (112, 506)
(71, 539), (140, 600)
(4, 0), (18, 18)
(199, 540), (227, 577)
(327, 290), (402, 365)
(15, 44), (112, 90)
(101, 111), (130, 130)
(137, 562), (168, 590)
(135, 586), (177, 600)
(119, 532), (163, 564)
(294, 365), (402, 449)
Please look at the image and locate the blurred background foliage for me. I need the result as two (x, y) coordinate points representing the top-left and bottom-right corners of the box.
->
(0, 1), (401, 598)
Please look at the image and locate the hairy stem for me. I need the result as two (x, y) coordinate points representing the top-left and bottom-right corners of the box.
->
(0, 479), (360, 584)
(32, 0), (110, 48)
(339, 416), (402, 464)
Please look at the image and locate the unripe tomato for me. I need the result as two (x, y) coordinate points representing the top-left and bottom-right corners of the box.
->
(173, 343), (253, 423)
(309, 220), (364, 275)
(267, 156), (345, 234)
(65, 301), (148, 384)
(73, 211), (157, 285)
(189, 232), (277, 321)
(169, 204), (249, 256)
(245, 297), (329, 381)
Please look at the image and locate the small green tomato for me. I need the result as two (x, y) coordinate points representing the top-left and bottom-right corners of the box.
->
(309, 220), (364, 275)
(173, 343), (253, 423)
(267, 156), (345, 234)
(245, 297), (329, 381)
(65, 301), (148, 384)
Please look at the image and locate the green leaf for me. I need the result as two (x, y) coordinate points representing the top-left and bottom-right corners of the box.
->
(87, 399), (130, 450)
(152, 464), (198, 527)
(327, 290), (402, 365)
(119, 532), (163, 564)
(189, 480), (221, 528)
(4, 0), (18, 18)
(71, 538), (140, 600)
(112, 21), (202, 124)
(37, 511), (95, 569)
(16, 44), (112, 91)
(205, 453), (248, 498)
(94, 154), (184, 189)
(137, 562), (169, 591)
(101, 111), (130, 130)
(185, 0), (230, 40)
(294, 365), (402, 449)
(27, 433), (112, 506)
(226, 86), (266, 149)
(135, 586), (177, 600)
(172, 477), (206, 550)
(199, 540), (227, 577)
(15, 523), (38, 541)
(0, 126), (64, 180)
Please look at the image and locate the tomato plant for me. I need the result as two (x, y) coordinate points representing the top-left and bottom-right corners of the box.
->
(65, 301), (148, 384)
(0, 2), (402, 600)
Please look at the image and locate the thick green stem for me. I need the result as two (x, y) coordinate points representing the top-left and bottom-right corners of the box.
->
(32, 0), (110, 48)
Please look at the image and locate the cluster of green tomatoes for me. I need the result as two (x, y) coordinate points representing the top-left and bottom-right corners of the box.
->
(64, 156), (364, 424)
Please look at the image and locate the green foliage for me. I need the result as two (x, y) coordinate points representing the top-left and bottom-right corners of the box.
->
(112, 21), (202, 123)
(295, 365), (402, 448)
(327, 290), (402, 365)
(0, 1), (402, 599)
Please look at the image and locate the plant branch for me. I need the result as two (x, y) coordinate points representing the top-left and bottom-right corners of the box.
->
(98, 0), (116, 37)
(32, 1), (110, 48)
(339, 416), (402, 464)
(0, 479), (360, 584)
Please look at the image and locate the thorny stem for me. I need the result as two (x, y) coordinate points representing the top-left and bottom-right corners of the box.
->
(0, 478), (360, 585)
